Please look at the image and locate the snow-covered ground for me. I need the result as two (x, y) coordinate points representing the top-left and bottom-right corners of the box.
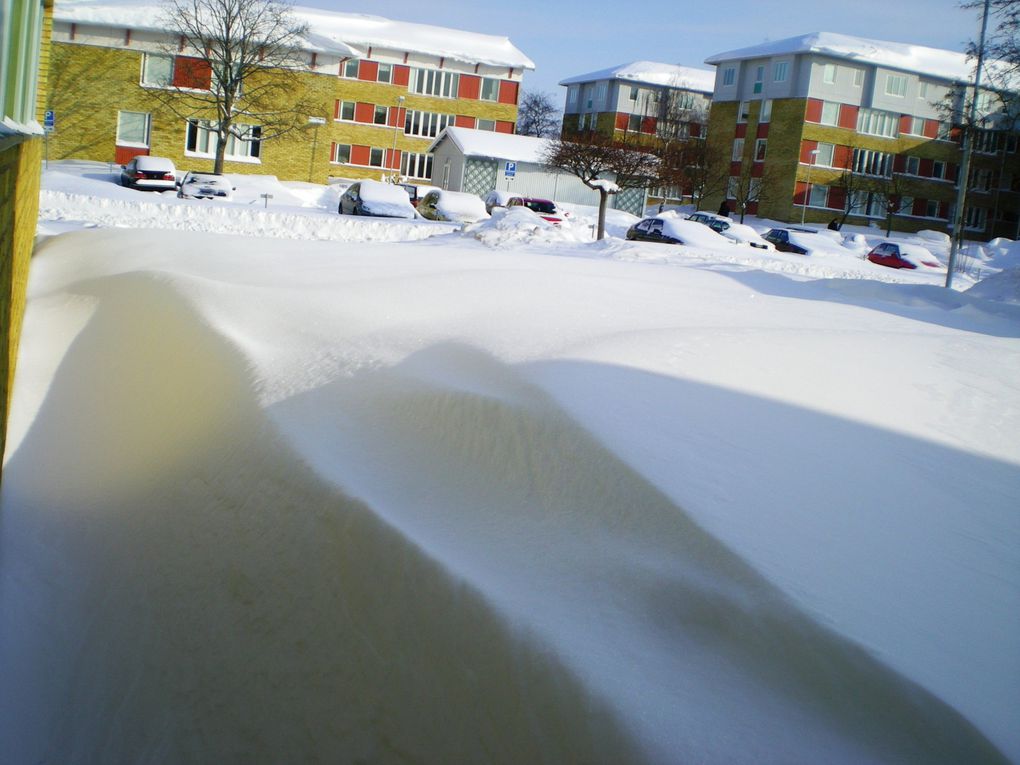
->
(2, 163), (1019, 764)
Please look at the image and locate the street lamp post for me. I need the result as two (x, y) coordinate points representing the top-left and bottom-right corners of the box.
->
(307, 116), (326, 182)
(801, 149), (819, 225)
(388, 95), (405, 181)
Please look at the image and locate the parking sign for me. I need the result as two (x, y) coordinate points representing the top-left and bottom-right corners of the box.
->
(44, 110), (55, 132)
(504, 161), (516, 178)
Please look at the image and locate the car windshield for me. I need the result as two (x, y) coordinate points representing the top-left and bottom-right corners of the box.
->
(524, 200), (556, 214)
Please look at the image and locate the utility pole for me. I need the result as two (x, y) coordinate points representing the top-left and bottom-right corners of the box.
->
(946, 0), (991, 289)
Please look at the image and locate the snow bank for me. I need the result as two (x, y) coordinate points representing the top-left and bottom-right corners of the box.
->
(966, 268), (1020, 304)
(467, 206), (584, 247)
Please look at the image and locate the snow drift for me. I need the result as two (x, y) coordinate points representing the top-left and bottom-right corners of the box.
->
(2, 228), (1018, 764)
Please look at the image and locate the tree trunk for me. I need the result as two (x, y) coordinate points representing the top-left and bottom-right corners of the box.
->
(596, 188), (608, 240)
(885, 212), (894, 237)
(214, 130), (227, 175)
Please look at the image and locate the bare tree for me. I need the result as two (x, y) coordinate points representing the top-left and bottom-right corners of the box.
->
(656, 137), (728, 211)
(727, 161), (775, 223)
(542, 133), (658, 239)
(516, 91), (560, 137)
(150, 0), (316, 173)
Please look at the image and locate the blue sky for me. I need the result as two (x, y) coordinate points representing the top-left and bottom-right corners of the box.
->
(297, 0), (976, 98)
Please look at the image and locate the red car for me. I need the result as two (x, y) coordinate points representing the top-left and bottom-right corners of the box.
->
(866, 242), (943, 270)
(506, 197), (563, 224)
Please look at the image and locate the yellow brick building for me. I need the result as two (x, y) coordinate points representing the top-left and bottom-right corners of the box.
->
(1, 0), (53, 475)
(47, 3), (534, 186)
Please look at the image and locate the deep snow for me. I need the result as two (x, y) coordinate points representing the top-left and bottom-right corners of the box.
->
(1, 164), (1019, 764)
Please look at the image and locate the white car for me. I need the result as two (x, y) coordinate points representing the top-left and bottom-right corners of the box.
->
(418, 190), (490, 223)
(686, 212), (773, 250)
(338, 180), (418, 219)
(177, 172), (236, 200)
(119, 155), (177, 191)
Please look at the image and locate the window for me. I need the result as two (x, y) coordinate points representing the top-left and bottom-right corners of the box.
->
(737, 100), (750, 123)
(630, 85), (639, 101)
(932, 160), (945, 180)
(726, 176), (739, 199)
(342, 59), (359, 78)
(732, 138), (744, 161)
(337, 100), (355, 121)
(808, 184), (828, 207)
(823, 63), (836, 84)
(377, 63), (392, 84)
(852, 148), (893, 176)
(856, 108), (898, 137)
(140, 53), (173, 87)
(885, 74), (907, 97)
(722, 67), (736, 87)
(815, 142), (835, 167)
(627, 113), (641, 132)
(566, 85), (579, 108)
(410, 68), (459, 98)
(754, 138), (767, 161)
(773, 61), (788, 83)
(820, 101), (840, 126)
(964, 206), (988, 229)
(918, 81), (929, 98)
(332, 143), (351, 164)
(906, 155), (920, 175)
(404, 110), (454, 138)
(116, 111), (150, 146)
(971, 167), (993, 191)
(480, 77), (500, 101)
(373, 105), (388, 125)
(584, 84), (593, 109)
(925, 200), (940, 218)
(369, 147), (385, 167)
(594, 81), (608, 107)
(186, 119), (261, 160)
(973, 129), (998, 153)
(905, 116), (924, 136)
(936, 121), (952, 141)
(753, 65), (764, 94)
(477, 119), (495, 131)
(853, 69), (864, 87)
(401, 151), (433, 180)
(760, 99), (773, 123)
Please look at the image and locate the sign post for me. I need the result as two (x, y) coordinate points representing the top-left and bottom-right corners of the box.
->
(43, 110), (55, 167)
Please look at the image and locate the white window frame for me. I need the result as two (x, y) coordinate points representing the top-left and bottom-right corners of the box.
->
(566, 85), (578, 108)
(332, 143), (351, 164)
(820, 101), (840, 126)
(376, 63), (392, 84)
(731, 138), (744, 161)
(477, 118), (496, 131)
(852, 68), (864, 87)
(410, 68), (459, 98)
(737, 100), (750, 123)
(185, 119), (261, 162)
(822, 63), (836, 84)
(773, 61), (788, 83)
(341, 59), (359, 78)
(759, 99), (773, 123)
(722, 67), (736, 87)
(906, 156), (920, 175)
(369, 147), (385, 167)
(336, 100), (356, 122)
(373, 104), (389, 125)
(754, 138), (767, 161)
(116, 110), (151, 147)
(753, 65), (764, 94)
(885, 74), (907, 97)
(140, 53), (174, 88)
(404, 110), (455, 138)
(401, 151), (433, 180)
(815, 142), (835, 167)
(808, 184), (828, 207)
(594, 81), (608, 107)
(856, 108), (898, 138)
(480, 77), (500, 102)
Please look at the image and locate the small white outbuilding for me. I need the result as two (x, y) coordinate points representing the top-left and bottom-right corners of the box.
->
(426, 126), (648, 215)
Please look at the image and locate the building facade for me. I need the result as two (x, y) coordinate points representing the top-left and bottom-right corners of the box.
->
(704, 33), (1020, 239)
(46, 3), (533, 184)
(1, 0), (52, 473)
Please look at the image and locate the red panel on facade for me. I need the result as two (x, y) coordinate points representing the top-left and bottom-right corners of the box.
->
(115, 145), (149, 165)
(756, 123), (770, 138)
(386, 148), (401, 170)
(730, 161), (743, 176)
(172, 56), (211, 89)
(495, 120), (514, 134)
(893, 154), (906, 173)
(330, 141), (337, 161)
(837, 104), (858, 130)
(393, 65), (410, 87)
(459, 74), (481, 100)
(938, 202), (949, 219)
(828, 186), (846, 211)
(689, 123), (701, 138)
(358, 60), (378, 81)
(334, 99), (341, 120)
(899, 115), (913, 135)
(615, 113), (629, 131)
(793, 181), (808, 206)
(350, 145), (370, 166)
(455, 115), (476, 128)
(919, 158), (934, 177)
(947, 163), (958, 182)
(923, 119), (939, 139)
(354, 102), (375, 123)
(734, 123), (747, 139)
(498, 80), (519, 105)
(750, 163), (764, 177)
(387, 107), (406, 128)
(833, 144), (851, 169)
(641, 116), (657, 134)
(805, 98), (823, 123)
(746, 201), (758, 215)
(800, 140), (819, 164)
(913, 199), (927, 216)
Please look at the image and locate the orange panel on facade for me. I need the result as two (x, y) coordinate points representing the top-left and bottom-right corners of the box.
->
(115, 145), (149, 165)
(805, 98), (823, 123)
(837, 104), (858, 130)
(358, 60), (378, 81)
(495, 120), (514, 134)
(354, 102), (375, 123)
(455, 115), (475, 128)
(800, 140), (818, 164)
(734, 123), (747, 138)
(498, 80), (519, 105)
(393, 65), (410, 87)
(350, 145), (370, 166)
(459, 75), (481, 100)
(173, 56), (211, 89)
(615, 113), (629, 131)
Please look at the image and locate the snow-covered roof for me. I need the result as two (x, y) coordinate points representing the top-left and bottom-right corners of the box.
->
(705, 32), (974, 84)
(559, 61), (715, 94)
(53, 0), (535, 69)
(428, 127), (551, 165)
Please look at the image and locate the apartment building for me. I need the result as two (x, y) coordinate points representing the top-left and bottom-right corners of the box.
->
(1, 0), (53, 473)
(559, 61), (714, 142)
(46, 2), (533, 184)
(703, 32), (1019, 238)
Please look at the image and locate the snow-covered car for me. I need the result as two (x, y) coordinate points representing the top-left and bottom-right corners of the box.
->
(506, 197), (563, 224)
(483, 189), (518, 214)
(119, 156), (177, 191)
(177, 172), (235, 200)
(418, 190), (490, 223)
(338, 180), (417, 219)
(867, 241), (944, 270)
(399, 182), (440, 209)
(686, 211), (730, 227)
(842, 232), (870, 255)
(684, 212), (772, 250)
(626, 217), (736, 248)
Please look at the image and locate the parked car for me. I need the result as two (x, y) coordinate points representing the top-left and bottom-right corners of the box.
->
(120, 156), (177, 191)
(338, 180), (417, 218)
(686, 211), (730, 227)
(418, 189), (489, 223)
(763, 228), (811, 254)
(506, 197), (563, 224)
(177, 172), (235, 200)
(866, 241), (944, 270)
(483, 189), (519, 214)
(399, 182), (440, 209)
(626, 217), (736, 248)
(685, 212), (772, 250)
